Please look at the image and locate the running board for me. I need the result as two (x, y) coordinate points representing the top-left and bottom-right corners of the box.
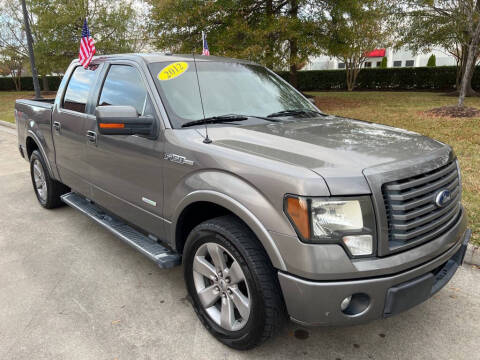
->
(61, 192), (181, 269)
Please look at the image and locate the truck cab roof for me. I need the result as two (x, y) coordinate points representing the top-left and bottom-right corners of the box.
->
(82, 53), (257, 66)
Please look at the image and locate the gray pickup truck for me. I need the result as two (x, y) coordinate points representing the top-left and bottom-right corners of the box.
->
(15, 53), (471, 349)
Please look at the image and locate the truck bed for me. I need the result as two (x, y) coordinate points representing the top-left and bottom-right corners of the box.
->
(15, 97), (56, 169)
(16, 97), (55, 109)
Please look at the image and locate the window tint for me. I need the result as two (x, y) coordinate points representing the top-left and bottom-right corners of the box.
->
(338, 62), (346, 69)
(98, 65), (151, 116)
(393, 60), (402, 67)
(405, 60), (414, 67)
(63, 66), (98, 113)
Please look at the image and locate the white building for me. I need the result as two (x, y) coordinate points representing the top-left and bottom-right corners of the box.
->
(304, 47), (457, 70)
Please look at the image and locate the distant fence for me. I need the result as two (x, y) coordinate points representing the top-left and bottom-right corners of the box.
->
(0, 76), (63, 91)
(2, 66), (479, 92)
(276, 66), (475, 91)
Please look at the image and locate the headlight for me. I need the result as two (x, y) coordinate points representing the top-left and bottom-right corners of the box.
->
(311, 199), (363, 236)
(284, 195), (376, 257)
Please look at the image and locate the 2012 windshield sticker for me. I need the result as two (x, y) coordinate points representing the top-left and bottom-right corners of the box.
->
(158, 62), (189, 81)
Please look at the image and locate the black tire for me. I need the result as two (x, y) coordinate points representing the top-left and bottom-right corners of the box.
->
(29, 150), (69, 209)
(183, 215), (286, 350)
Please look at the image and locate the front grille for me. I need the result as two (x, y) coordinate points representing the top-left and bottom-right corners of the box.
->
(382, 160), (461, 251)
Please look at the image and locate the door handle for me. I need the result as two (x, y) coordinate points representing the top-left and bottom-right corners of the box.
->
(86, 130), (97, 144)
(53, 121), (61, 132)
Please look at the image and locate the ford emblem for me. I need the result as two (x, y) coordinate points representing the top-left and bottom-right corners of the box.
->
(435, 189), (451, 208)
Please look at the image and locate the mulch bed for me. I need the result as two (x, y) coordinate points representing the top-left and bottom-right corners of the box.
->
(424, 105), (480, 118)
(313, 96), (371, 111)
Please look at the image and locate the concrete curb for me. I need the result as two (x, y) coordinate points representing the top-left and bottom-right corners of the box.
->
(0, 119), (16, 129)
(465, 243), (480, 267)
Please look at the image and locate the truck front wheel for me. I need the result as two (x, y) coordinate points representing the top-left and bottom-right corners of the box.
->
(183, 215), (285, 350)
(29, 150), (69, 209)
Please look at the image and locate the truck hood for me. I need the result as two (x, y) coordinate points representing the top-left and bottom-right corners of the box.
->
(211, 115), (446, 195)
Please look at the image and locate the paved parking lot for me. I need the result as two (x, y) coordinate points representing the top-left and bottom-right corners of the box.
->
(0, 126), (479, 360)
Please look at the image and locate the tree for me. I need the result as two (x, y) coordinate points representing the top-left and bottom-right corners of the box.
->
(427, 54), (436, 66)
(321, 0), (396, 90)
(1, 0), (147, 87)
(380, 56), (387, 68)
(400, 0), (480, 96)
(147, 0), (323, 87)
(0, 46), (27, 90)
(28, 0), (142, 74)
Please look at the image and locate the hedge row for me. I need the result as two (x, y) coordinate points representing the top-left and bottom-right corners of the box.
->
(276, 66), (474, 91)
(2, 66), (479, 92)
(0, 76), (63, 91)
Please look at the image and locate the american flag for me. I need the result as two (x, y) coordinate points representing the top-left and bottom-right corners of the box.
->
(202, 31), (210, 56)
(79, 19), (96, 68)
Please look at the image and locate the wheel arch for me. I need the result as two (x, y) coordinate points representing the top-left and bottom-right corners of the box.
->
(172, 191), (287, 271)
(25, 131), (55, 178)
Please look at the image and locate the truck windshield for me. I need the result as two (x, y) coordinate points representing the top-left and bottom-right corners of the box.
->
(148, 61), (318, 128)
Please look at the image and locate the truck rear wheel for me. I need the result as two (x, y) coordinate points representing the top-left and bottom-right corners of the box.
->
(29, 150), (69, 209)
(183, 215), (285, 350)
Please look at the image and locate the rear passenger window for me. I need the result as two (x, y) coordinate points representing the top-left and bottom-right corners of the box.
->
(63, 66), (97, 113)
(98, 65), (153, 116)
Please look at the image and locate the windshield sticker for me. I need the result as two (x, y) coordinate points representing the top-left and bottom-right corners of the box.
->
(158, 62), (189, 81)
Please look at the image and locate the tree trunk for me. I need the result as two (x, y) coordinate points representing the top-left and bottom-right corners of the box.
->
(459, 22), (480, 107)
(347, 69), (353, 91)
(345, 58), (361, 91)
(265, 0), (274, 69)
(289, 39), (298, 88)
(288, 0), (299, 88)
(456, 46), (468, 90)
(42, 76), (49, 91)
(455, 46), (477, 96)
(21, 0), (41, 99)
(345, 62), (353, 91)
(11, 70), (21, 91)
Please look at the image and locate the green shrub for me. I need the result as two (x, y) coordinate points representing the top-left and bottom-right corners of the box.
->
(380, 57), (387, 68)
(0, 76), (63, 91)
(278, 66), (470, 91)
(427, 54), (436, 67)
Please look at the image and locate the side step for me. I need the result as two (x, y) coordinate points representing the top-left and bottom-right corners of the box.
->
(61, 192), (181, 269)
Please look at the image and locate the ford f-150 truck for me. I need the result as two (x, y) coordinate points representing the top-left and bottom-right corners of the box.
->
(15, 54), (471, 350)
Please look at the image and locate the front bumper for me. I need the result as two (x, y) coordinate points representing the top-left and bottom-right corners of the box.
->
(278, 228), (471, 326)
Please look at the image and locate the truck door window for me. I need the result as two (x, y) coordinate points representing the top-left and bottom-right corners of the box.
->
(63, 66), (98, 113)
(98, 65), (153, 116)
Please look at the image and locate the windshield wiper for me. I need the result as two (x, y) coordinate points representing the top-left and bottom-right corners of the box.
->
(267, 109), (323, 118)
(181, 114), (284, 128)
(182, 114), (249, 128)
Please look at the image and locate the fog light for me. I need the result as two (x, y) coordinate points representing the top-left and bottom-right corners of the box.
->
(341, 293), (371, 316)
(340, 296), (352, 311)
(342, 235), (373, 256)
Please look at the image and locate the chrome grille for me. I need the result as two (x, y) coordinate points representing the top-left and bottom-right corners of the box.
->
(382, 160), (461, 250)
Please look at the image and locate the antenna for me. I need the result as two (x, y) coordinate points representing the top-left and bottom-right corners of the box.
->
(192, 52), (212, 144)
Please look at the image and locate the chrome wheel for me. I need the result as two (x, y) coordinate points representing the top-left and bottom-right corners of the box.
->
(33, 159), (47, 201)
(193, 242), (251, 331)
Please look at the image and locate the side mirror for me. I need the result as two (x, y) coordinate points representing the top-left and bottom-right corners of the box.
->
(95, 105), (154, 136)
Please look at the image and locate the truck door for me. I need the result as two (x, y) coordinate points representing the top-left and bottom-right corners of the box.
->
(84, 62), (166, 240)
(52, 65), (100, 196)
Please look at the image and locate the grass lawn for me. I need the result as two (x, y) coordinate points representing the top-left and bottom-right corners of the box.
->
(0, 91), (38, 123)
(308, 91), (479, 246)
(1, 90), (478, 245)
